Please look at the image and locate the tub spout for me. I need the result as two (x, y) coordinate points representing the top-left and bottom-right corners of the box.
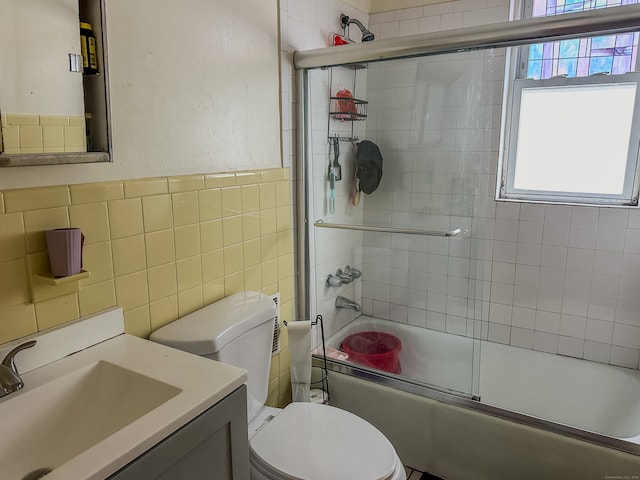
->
(335, 296), (361, 312)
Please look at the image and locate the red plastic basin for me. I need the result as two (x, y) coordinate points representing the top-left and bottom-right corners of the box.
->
(340, 331), (402, 374)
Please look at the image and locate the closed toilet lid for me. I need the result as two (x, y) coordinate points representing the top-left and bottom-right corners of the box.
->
(250, 403), (398, 480)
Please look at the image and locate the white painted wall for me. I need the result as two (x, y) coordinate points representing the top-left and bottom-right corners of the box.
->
(0, 0), (281, 190)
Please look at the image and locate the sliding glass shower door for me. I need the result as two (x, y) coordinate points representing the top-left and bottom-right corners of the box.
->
(303, 48), (502, 398)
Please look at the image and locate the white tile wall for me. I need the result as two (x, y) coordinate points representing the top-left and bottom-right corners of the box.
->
(288, 0), (640, 371)
(360, 40), (502, 349)
(281, 0), (370, 341)
(356, 0), (640, 371)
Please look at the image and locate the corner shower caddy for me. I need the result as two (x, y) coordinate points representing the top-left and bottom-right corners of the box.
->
(328, 63), (368, 143)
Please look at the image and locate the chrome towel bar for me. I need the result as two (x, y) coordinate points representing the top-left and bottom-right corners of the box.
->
(314, 220), (463, 237)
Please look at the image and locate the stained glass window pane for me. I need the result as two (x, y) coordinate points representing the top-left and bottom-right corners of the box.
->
(527, 60), (543, 78)
(616, 34), (635, 47)
(558, 58), (578, 75)
(613, 55), (632, 74)
(526, 0), (639, 79)
(577, 58), (590, 75)
(564, 0), (584, 13)
(530, 43), (544, 59)
(594, 35), (615, 48)
(589, 56), (613, 74)
(559, 39), (580, 57)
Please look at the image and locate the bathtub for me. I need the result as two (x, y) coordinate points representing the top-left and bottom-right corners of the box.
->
(320, 316), (640, 479)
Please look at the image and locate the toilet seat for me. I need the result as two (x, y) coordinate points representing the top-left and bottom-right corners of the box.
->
(249, 403), (401, 480)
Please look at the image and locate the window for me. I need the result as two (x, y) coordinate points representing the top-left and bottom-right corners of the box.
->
(498, 0), (640, 206)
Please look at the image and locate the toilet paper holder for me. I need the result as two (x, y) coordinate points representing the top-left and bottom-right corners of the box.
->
(284, 314), (330, 404)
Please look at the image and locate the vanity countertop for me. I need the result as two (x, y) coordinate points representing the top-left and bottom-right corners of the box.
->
(0, 307), (247, 480)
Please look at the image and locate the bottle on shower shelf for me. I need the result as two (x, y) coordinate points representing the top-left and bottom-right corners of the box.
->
(336, 88), (357, 118)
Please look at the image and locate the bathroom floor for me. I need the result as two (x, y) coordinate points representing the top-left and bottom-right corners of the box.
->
(404, 466), (445, 480)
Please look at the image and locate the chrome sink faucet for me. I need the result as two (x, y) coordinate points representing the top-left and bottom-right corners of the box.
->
(0, 340), (36, 398)
(335, 296), (361, 312)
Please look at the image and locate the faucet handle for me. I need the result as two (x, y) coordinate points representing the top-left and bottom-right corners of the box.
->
(2, 340), (36, 375)
(344, 265), (361, 279)
(336, 269), (353, 284)
(326, 274), (343, 288)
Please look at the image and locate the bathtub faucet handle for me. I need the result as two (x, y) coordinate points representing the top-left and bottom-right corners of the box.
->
(344, 266), (361, 279)
(326, 274), (343, 288)
(336, 269), (353, 284)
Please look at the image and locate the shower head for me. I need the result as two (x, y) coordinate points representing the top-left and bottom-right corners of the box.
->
(361, 29), (375, 42)
(340, 14), (375, 42)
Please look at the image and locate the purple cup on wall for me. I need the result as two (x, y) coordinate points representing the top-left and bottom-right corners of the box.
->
(45, 228), (85, 277)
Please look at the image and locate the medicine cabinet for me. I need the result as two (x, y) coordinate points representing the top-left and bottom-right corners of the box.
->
(0, 0), (110, 167)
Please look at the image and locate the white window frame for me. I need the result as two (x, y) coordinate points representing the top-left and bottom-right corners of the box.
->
(497, 2), (640, 207)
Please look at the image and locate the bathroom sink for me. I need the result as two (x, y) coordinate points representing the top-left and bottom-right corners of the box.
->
(0, 307), (248, 480)
(1, 361), (181, 479)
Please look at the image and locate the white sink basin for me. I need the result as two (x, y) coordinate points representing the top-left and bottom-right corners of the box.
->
(2, 361), (181, 479)
(0, 308), (247, 480)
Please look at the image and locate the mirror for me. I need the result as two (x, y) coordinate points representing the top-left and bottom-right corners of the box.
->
(0, 0), (110, 166)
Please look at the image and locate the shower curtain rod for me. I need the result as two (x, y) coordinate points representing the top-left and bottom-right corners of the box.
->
(293, 4), (640, 69)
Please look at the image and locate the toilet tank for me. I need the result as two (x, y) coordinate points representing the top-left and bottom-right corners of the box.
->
(150, 291), (277, 421)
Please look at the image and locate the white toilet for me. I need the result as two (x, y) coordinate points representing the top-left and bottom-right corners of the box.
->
(150, 291), (406, 480)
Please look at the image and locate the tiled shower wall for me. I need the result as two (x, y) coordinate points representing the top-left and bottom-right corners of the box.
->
(280, 0), (371, 340)
(307, 65), (367, 340)
(360, 0), (640, 370)
(361, 47), (502, 337)
(0, 169), (295, 407)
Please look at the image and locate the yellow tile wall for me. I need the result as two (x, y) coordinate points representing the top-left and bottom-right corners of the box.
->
(0, 168), (294, 407)
(1, 114), (86, 154)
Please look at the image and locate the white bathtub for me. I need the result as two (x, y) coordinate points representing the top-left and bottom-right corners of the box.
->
(326, 317), (477, 394)
(481, 339), (640, 442)
(323, 316), (640, 478)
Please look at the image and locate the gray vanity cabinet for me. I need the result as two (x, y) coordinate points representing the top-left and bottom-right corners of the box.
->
(109, 385), (249, 480)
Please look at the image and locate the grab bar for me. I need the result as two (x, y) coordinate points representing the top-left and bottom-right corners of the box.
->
(314, 220), (463, 237)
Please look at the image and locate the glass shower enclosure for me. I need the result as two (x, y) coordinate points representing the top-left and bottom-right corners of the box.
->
(296, 6), (640, 404)
(300, 47), (505, 399)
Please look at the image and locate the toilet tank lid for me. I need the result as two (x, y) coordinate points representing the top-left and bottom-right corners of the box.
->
(149, 291), (277, 355)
